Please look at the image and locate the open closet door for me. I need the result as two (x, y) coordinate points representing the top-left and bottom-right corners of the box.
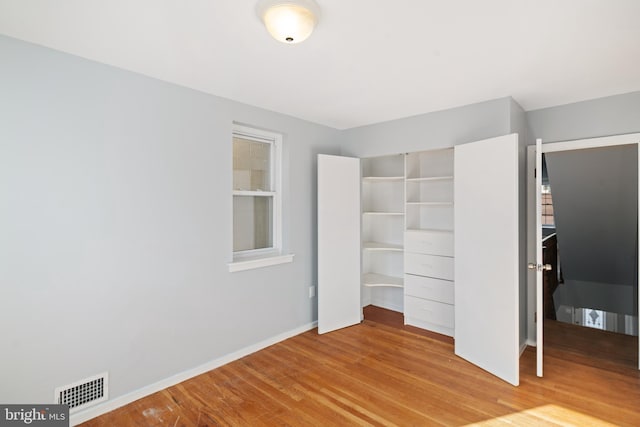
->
(454, 134), (520, 386)
(317, 154), (361, 334)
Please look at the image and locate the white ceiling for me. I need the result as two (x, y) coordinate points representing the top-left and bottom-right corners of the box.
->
(1, 0), (639, 129)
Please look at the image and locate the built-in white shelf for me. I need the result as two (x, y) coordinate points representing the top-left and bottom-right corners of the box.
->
(363, 241), (403, 251)
(233, 190), (276, 197)
(363, 211), (405, 216)
(362, 273), (404, 288)
(406, 228), (453, 234)
(363, 176), (404, 182)
(406, 202), (453, 206)
(405, 176), (453, 182)
(361, 154), (405, 311)
(404, 148), (455, 337)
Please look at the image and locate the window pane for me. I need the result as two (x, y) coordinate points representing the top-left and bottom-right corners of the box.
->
(233, 196), (273, 251)
(541, 184), (555, 226)
(233, 137), (271, 191)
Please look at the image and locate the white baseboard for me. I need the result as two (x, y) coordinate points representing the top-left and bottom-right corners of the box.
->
(70, 321), (318, 426)
(370, 288), (404, 313)
(519, 341), (528, 356)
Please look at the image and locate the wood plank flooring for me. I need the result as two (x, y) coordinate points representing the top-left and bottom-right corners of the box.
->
(81, 307), (640, 426)
(544, 317), (638, 374)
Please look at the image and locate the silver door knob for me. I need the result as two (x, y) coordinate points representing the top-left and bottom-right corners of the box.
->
(528, 263), (553, 271)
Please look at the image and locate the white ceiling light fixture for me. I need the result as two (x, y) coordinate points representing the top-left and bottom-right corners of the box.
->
(256, 0), (320, 44)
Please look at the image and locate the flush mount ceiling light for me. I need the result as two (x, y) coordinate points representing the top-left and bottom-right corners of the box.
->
(256, 0), (320, 44)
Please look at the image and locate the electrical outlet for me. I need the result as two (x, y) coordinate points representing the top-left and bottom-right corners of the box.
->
(308, 285), (316, 298)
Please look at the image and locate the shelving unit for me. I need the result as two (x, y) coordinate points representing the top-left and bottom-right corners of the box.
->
(362, 273), (404, 288)
(362, 176), (404, 182)
(406, 202), (453, 206)
(362, 211), (404, 215)
(318, 135), (524, 384)
(404, 148), (455, 337)
(361, 154), (405, 313)
(363, 242), (403, 251)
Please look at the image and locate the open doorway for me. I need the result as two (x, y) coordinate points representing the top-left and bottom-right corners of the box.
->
(542, 151), (638, 335)
(541, 147), (638, 369)
(527, 134), (640, 376)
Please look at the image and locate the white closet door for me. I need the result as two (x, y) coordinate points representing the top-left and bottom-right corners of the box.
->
(454, 133), (520, 386)
(318, 154), (361, 334)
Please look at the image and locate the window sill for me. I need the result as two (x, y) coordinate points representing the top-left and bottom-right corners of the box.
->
(228, 253), (295, 273)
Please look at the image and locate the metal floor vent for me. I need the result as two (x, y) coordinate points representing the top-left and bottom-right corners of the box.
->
(54, 372), (108, 412)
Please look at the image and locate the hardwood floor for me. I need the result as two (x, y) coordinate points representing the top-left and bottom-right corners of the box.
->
(544, 317), (638, 374)
(81, 307), (640, 426)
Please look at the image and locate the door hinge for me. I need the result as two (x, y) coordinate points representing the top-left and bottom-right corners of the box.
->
(534, 168), (537, 178)
(534, 312), (537, 323)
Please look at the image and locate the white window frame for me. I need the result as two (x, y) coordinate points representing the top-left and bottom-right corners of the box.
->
(228, 124), (293, 272)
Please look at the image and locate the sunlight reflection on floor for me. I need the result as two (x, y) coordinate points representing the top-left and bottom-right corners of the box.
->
(464, 404), (616, 426)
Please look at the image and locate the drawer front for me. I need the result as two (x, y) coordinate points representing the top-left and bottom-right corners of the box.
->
(404, 274), (454, 304)
(405, 253), (454, 280)
(404, 296), (454, 328)
(405, 230), (454, 256)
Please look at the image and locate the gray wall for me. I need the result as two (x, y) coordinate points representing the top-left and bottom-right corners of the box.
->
(0, 35), (341, 404)
(508, 99), (532, 350)
(528, 91), (640, 143)
(340, 98), (512, 158)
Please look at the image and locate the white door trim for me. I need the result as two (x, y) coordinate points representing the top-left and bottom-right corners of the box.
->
(542, 132), (640, 153)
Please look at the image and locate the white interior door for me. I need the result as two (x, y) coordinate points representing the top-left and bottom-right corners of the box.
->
(535, 138), (543, 377)
(317, 154), (361, 334)
(454, 133), (520, 386)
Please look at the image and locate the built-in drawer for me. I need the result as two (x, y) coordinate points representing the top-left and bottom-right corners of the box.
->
(404, 252), (454, 280)
(405, 230), (454, 257)
(404, 274), (454, 304)
(404, 295), (454, 329)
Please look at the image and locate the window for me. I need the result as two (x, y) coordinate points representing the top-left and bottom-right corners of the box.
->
(229, 124), (293, 272)
(582, 308), (605, 330)
(541, 184), (555, 226)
